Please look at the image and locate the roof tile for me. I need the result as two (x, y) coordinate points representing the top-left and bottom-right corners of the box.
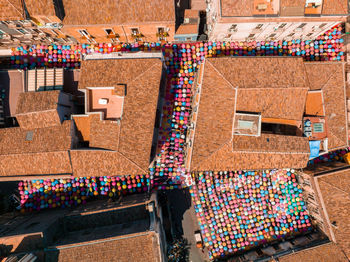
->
(62, 0), (175, 25)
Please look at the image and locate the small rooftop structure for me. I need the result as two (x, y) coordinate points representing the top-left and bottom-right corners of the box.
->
(233, 112), (261, 136)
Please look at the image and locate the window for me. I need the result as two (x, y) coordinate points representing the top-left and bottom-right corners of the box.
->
(306, 33), (313, 37)
(230, 24), (237, 30)
(248, 33), (255, 38)
(279, 23), (287, 28)
(104, 28), (115, 35)
(319, 23), (327, 28)
(287, 32), (295, 37)
(255, 24), (263, 29)
(313, 123), (324, 133)
(298, 23), (307, 28)
(157, 27), (166, 40)
(78, 29), (90, 38)
(17, 28), (28, 34)
(131, 28), (139, 36)
(25, 131), (33, 141)
(32, 29), (42, 34)
(269, 33), (276, 38)
(303, 179), (311, 186)
(238, 120), (254, 129)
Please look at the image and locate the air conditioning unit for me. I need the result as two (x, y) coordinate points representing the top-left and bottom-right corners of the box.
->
(24, 33), (33, 39)
(22, 21), (32, 28)
(45, 22), (63, 29)
(229, 28), (238, 33)
(1, 34), (11, 40)
(184, 18), (190, 24)
(7, 21), (16, 29)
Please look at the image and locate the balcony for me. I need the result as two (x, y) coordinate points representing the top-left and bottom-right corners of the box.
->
(131, 33), (144, 40)
(156, 32), (169, 38)
(107, 33), (120, 39)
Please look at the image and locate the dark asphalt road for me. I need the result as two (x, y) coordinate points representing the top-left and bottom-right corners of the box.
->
(166, 189), (209, 262)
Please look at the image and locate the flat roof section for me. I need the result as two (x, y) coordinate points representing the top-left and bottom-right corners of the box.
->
(88, 88), (124, 120)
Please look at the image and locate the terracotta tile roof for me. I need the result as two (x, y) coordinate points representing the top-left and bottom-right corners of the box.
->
(62, 0), (175, 25)
(207, 57), (308, 89)
(79, 59), (159, 88)
(0, 0), (25, 20)
(231, 134), (310, 153)
(16, 90), (60, 114)
(0, 120), (72, 155)
(184, 9), (200, 18)
(305, 91), (325, 117)
(72, 115), (91, 142)
(24, 0), (56, 17)
(70, 150), (146, 177)
(0, 151), (72, 176)
(79, 58), (163, 171)
(191, 61), (235, 167)
(176, 24), (198, 35)
(15, 91), (61, 129)
(89, 114), (120, 151)
(0, 233), (43, 253)
(278, 243), (348, 262)
(236, 88), (308, 120)
(305, 63), (347, 150)
(304, 63), (339, 90)
(280, 0), (305, 16)
(190, 57), (311, 171)
(322, 0), (348, 14)
(317, 170), (350, 259)
(16, 110), (61, 130)
(55, 232), (160, 262)
(192, 141), (309, 171)
(221, 0), (254, 16)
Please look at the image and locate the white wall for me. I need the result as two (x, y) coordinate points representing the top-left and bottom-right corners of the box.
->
(209, 21), (341, 41)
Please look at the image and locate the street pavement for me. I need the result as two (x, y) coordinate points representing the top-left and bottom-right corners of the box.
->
(166, 189), (209, 262)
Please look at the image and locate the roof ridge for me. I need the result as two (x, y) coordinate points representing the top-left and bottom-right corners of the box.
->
(206, 60), (236, 90)
(319, 180), (350, 196)
(116, 61), (160, 168)
(193, 140), (232, 170)
(320, 66), (339, 90)
(128, 60), (160, 84)
(115, 150), (148, 174)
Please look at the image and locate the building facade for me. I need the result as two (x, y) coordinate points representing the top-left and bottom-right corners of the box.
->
(206, 0), (349, 41)
(60, 0), (176, 44)
(298, 163), (350, 259)
(0, 0), (73, 49)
